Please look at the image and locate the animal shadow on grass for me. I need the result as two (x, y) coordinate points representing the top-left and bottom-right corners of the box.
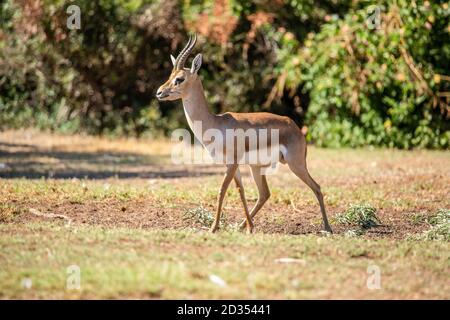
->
(0, 141), (219, 180)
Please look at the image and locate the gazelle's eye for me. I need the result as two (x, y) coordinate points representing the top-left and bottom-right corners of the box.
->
(174, 78), (184, 85)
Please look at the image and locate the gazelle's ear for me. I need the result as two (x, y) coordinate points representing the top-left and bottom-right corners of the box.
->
(170, 54), (176, 67)
(190, 54), (202, 74)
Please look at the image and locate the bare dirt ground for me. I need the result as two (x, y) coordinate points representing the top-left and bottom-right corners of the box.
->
(1, 129), (448, 239)
(11, 194), (437, 240)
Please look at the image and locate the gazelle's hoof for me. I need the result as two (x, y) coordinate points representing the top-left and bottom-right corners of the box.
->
(209, 226), (219, 233)
(246, 227), (254, 234)
(324, 226), (333, 234)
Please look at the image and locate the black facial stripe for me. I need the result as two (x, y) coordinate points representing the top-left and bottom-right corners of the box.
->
(174, 78), (184, 85)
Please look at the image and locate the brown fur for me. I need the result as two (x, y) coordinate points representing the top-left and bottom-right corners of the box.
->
(156, 39), (332, 234)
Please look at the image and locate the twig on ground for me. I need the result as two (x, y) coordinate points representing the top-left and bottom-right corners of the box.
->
(29, 208), (72, 226)
(290, 196), (302, 213)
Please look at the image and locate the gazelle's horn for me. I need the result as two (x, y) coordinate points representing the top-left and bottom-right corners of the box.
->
(174, 35), (192, 69)
(176, 34), (197, 70)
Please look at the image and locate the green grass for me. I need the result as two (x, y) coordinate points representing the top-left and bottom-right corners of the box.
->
(1, 131), (450, 299)
(183, 206), (229, 229)
(336, 203), (381, 229)
(418, 209), (450, 241)
(0, 222), (449, 299)
(2, 174), (447, 214)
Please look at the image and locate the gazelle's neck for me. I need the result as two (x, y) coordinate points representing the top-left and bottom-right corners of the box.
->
(182, 78), (217, 141)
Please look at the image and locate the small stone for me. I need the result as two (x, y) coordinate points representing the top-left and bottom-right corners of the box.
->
(274, 258), (306, 265)
(209, 274), (227, 288)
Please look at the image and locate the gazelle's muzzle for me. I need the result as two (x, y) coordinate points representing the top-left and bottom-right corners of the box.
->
(156, 87), (170, 100)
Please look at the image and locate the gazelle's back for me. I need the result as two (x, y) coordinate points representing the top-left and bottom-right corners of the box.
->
(217, 112), (305, 147)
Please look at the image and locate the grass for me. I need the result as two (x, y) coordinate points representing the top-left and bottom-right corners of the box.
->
(1, 129), (449, 299)
(0, 204), (22, 222)
(336, 203), (381, 229)
(418, 209), (450, 241)
(183, 206), (228, 229)
(0, 222), (449, 299)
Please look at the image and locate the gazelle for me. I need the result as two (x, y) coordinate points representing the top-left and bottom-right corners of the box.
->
(156, 34), (332, 234)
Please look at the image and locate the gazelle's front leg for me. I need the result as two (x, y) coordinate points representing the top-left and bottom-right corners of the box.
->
(234, 168), (254, 233)
(210, 164), (238, 233)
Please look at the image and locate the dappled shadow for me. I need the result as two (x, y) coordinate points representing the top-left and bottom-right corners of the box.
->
(0, 141), (222, 180)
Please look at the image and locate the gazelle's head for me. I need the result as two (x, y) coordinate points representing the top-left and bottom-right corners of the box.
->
(156, 34), (202, 101)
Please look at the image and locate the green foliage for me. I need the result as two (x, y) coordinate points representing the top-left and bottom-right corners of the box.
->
(337, 203), (381, 229)
(419, 209), (450, 241)
(0, 0), (449, 147)
(183, 206), (227, 228)
(275, 0), (450, 148)
(1, 0), (185, 136)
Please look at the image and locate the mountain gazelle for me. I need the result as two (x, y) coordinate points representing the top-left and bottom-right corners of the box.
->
(156, 34), (332, 234)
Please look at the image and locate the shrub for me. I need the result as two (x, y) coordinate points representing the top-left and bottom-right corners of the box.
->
(336, 203), (381, 229)
(274, 0), (450, 149)
(1, 0), (448, 148)
(419, 209), (450, 241)
(183, 206), (227, 228)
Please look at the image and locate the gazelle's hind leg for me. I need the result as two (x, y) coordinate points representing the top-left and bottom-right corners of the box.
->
(234, 168), (254, 233)
(287, 153), (333, 233)
(239, 165), (270, 230)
